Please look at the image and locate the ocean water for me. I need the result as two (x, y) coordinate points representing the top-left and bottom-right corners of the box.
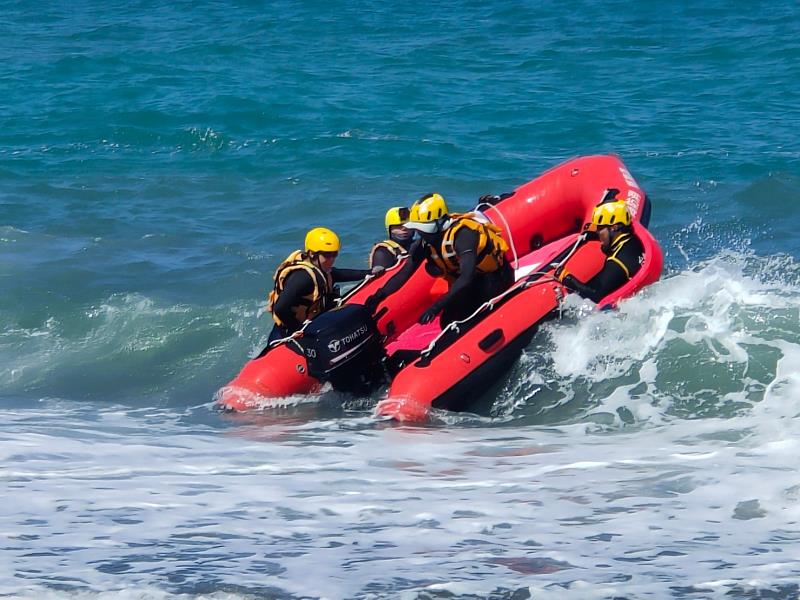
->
(2, 1), (800, 598)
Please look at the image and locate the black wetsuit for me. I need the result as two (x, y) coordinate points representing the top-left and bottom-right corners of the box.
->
(370, 237), (413, 269)
(374, 227), (513, 326)
(268, 266), (370, 344)
(563, 232), (645, 303)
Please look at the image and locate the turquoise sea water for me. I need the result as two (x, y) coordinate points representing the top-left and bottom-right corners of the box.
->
(3, 2), (800, 598)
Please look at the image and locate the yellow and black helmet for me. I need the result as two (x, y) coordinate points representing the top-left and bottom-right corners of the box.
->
(406, 193), (449, 234)
(304, 227), (341, 253)
(587, 201), (631, 232)
(384, 206), (410, 236)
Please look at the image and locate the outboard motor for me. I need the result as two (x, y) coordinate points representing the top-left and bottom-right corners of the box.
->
(299, 304), (385, 394)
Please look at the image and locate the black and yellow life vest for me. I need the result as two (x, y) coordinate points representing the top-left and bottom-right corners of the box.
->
(428, 213), (510, 282)
(605, 232), (639, 279)
(368, 239), (407, 268)
(267, 250), (334, 327)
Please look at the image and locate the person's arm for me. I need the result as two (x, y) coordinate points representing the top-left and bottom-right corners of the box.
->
(436, 228), (479, 306)
(562, 235), (643, 303)
(271, 270), (315, 330)
(331, 266), (371, 282)
(366, 239), (424, 304)
(562, 261), (628, 303)
(419, 228), (479, 322)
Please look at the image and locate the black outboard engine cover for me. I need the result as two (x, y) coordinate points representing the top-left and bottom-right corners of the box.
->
(299, 304), (384, 393)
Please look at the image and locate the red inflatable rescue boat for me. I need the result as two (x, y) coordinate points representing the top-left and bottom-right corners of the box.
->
(217, 155), (663, 420)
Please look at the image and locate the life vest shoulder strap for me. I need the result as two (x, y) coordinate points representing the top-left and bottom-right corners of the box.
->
(607, 233), (634, 279)
(369, 239), (406, 267)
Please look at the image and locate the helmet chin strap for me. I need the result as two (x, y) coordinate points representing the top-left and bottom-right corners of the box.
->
(420, 223), (447, 244)
(307, 251), (326, 268)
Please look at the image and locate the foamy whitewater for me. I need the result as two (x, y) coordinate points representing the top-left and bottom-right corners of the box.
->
(3, 0), (800, 597)
(4, 255), (800, 598)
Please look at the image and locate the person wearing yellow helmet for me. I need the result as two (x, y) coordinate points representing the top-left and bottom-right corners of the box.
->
(266, 227), (382, 344)
(365, 192), (513, 327)
(368, 206), (413, 269)
(556, 196), (645, 303)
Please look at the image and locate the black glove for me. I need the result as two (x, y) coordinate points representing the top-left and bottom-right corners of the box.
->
(364, 290), (386, 313)
(599, 188), (620, 204)
(418, 302), (443, 324)
(561, 274), (577, 290)
(478, 194), (501, 205)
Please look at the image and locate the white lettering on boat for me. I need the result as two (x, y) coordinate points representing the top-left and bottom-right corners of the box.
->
(626, 189), (642, 218)
(619, 166), (638, 188)
(328, 324), (369, 354)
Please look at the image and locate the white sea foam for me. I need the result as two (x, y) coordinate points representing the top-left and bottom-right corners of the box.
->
(5, 399), (800, 598)
(3, 253), (800, 597)
(0, 292), (262, 401)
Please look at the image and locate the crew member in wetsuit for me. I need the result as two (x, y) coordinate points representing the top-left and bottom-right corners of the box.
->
(368, 206), (413, 269)
(365, 193), (514, 327)
(267, 227), (383, 344)
(556, 201), (644, 303)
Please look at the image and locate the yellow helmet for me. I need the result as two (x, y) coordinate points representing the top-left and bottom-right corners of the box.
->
(406, 193), (448, 234)
(304, 227), (341, 253)
(384, 206), (410, 236)
(587, 201), (631, 232)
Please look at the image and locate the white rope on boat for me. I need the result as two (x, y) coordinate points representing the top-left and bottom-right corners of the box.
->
(418, 272), (554, 358)
(268, 232), (588, 362)
(336, 254), (407, 307)
(417, 232), (588, 359)
(475, 201), (519, 270)
(262, 255), (409, 357)
(257, 253), (415, 359)
(263, 319), (312, 354)
(551, 232), (587, 273)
